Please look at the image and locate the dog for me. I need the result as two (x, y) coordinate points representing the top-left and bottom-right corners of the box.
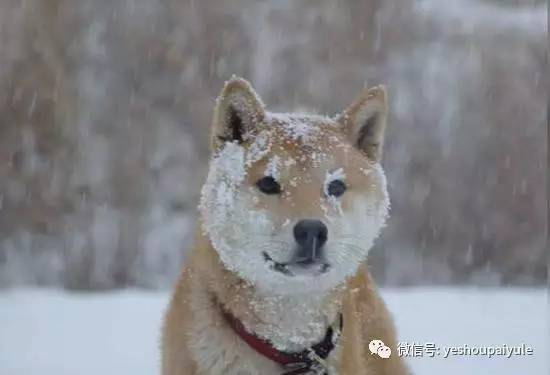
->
(162, 77), (410, 375)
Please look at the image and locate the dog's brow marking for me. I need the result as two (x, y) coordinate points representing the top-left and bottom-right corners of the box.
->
(246, 130), (271, 166)
(265, 155), (282, 179)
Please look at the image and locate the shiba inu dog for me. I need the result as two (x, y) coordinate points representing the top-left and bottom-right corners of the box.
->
(162, 77), (410, 375)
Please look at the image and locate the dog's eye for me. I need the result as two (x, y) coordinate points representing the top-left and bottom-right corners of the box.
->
(327, 180), (346, 197)
(256, 176), (281, 195)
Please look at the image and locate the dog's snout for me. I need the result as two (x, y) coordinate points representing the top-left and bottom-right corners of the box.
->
(293, 220), (328, 263)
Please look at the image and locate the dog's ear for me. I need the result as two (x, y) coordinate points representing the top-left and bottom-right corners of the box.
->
(211, 76), (265, 151)
(337, 85), (388, 161)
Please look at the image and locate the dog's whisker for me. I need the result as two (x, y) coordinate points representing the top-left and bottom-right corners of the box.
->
(337, 243), (367, 253)
(339, 234), (371, 240)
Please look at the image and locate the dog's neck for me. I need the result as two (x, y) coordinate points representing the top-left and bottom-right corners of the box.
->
(237, 285), (343, 352)
(196, 236), (345, 352)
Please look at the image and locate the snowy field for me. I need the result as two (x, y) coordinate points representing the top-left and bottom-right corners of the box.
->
(0, 288), (547, 375)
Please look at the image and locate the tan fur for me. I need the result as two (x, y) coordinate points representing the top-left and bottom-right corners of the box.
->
(162, 78), (410, 375)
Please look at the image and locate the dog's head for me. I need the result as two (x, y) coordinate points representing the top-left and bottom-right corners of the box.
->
(200, 77), (390, 295)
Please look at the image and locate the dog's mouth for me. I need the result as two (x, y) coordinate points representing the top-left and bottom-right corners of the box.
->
(262, 252), (330, 277)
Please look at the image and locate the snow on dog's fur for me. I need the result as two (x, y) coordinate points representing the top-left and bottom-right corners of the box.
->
(162, 77), (410, 375)
(200, 113), (389, 296)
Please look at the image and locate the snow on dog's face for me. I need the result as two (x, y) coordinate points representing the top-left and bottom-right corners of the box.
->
(200, 77), (390, 295)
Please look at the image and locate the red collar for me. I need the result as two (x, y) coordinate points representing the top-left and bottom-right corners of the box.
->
(220, 304), (342, 374)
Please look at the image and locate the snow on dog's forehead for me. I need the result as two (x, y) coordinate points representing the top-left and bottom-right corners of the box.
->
(200, 111), (352, 218)
(258, 112), (374, 178)
(266, 112), (338, 145)
(208, 111), (364, 184)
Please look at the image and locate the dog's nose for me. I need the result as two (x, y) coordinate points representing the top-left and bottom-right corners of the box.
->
(293, 219), (328, 264)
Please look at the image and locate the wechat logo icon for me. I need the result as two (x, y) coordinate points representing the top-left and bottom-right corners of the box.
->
(369, 339), (392, 359)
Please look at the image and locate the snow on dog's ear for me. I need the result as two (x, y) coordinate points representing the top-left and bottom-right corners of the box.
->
(211, 76), (265, 152)
(337, 85), (388, 161)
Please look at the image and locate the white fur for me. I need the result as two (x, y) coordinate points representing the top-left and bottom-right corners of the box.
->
(199, 139), (389, 298)
(247, 290), (342, 352)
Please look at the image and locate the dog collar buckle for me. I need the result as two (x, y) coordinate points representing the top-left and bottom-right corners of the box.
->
(280, 349), (331, 375)
(281, 363), (325, 375)
(282, 361), (309, 374)
(281, 359), (329, 375)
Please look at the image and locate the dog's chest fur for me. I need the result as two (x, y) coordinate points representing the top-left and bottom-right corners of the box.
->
(186, 273), (343, 375)
(246, 291), (342, 352)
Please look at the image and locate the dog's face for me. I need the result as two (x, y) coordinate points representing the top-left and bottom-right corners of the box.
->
(200, 77), (390, 295)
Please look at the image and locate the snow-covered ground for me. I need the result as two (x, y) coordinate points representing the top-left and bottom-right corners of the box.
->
(0, 288), (547, 374)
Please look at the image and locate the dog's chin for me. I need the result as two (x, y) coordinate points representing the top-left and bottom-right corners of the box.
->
(275, 261), (330, 278)
(287, 262), (330, 276)
(262, 252), (330, 278)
